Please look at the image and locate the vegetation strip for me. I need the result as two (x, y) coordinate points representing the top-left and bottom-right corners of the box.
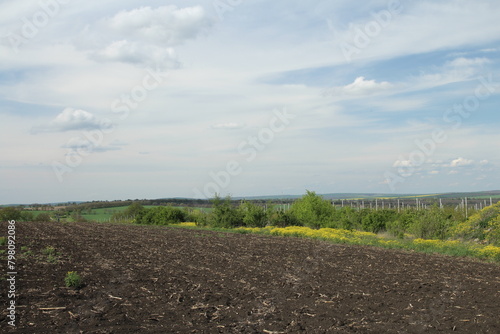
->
(169, 223), (500, 263)
(2, 191), (500, 263)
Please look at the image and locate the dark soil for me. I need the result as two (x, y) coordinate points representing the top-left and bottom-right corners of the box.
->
(1, 221), (499, 333)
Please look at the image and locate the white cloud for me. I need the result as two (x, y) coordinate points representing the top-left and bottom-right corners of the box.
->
(327, 76), (393, 97)
(83, 5), (212, 69)
(211, 122), (245, 130)
(31, 108), (111, 133)
(63, 137), (120, 154)
(106, 6), (211, 45)
(479, 48), (497, 53)
(91, 40), (179, 68)
(449, 157), (474, 167)
(2, 1), (500, 203)
(410, 56), (491, 91)
(446, 57), (491, 68)
(68, 6), (213, 69)
(393, 160), (412, 167)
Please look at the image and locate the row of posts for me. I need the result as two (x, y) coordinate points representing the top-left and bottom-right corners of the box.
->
(275, 197), (494, 216)
(332, 197), (494, 216)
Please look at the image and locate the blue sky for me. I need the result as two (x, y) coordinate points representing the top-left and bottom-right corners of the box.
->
(1, 0), (499, 204)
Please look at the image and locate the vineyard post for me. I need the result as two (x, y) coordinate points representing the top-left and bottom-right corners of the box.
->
(465, 197), (468, 219)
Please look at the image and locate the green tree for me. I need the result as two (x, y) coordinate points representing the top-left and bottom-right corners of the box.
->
(268, 209), (299, 227)
(209, 195), (243, 228)
(239, 201), (268, 227)
(0, 207), (22, 222)
(407, 205), (452, 240)
(290, 191), (334, 228)
(361, 209), (395, 233)
(20, 211), (34, 222)
(34, 212), (52, 222)
(124, 202), (145, 217)
(112, 202), (146, 223)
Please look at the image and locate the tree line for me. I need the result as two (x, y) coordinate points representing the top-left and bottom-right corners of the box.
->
(111, 191), (499, 244)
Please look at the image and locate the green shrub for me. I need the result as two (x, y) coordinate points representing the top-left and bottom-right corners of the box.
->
(21, 211), (34, 221)
(111, 202), (146, 223)
(408, 206), (453, 240)
(136, 206), (187, 225)
(0, 207), (22, 221)
(290, 191), (334, 228)
(209, 195), (243, 228)
(71, 212), (88, 222)
(268, 209), (300, 227)
(34, 213), (52, 222)
(186, 209), (209, 226)
(361, 209), (395, 233)
(239, 202), (268, 227)
(452, 201), (500, 245)
(64, 271), (83, 289)
(386, 220), (406, 239)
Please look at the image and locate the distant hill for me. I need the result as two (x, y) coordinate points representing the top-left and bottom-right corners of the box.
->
(3, 191), (500, 207)
(235, 190), (500, 201)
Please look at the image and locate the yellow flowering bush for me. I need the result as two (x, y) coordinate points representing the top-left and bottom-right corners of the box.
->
(176, 222), (197, 227)
(266, 226), (369, 244)
(413, 238), (441, 247)
(236, 226), (274, 234)
(378, 240), (403, 248)
(451, 201), (500, 245)
(475, 245), (500, 261)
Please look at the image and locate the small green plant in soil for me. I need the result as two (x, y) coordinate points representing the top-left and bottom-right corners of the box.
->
(64, 271), (83, 289)
(42, 246), (59, 263)
(20, 246), (34, 257)
(42, 246), (56, 256)
(0, 237), (6, 246)
(47, 254), (58, 263)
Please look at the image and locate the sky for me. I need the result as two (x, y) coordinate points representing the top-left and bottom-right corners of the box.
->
(1, 0), (500, 204)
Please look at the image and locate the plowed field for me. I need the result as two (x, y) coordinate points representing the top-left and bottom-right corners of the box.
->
(1, 221), (499, 333)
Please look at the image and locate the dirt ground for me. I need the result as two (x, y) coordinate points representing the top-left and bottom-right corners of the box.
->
(1, 221), (499, 333)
